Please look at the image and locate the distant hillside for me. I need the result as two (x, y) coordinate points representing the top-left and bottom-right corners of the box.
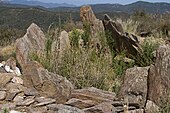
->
(9, 0), (76, 8)
(52, 1), (170, 14)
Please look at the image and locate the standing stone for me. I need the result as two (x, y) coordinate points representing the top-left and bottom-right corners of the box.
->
(148, 44), (170, 105)
(59, 31), (71, 53)
(118, 66), (149, 107)
(80, 6), (104, 38)
(103, 14), (142, 57)
(16, 23), (46, 69)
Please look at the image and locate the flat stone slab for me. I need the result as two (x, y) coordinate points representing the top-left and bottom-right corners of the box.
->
(17, 96), (35, 106)
(35, 97), (56, 107)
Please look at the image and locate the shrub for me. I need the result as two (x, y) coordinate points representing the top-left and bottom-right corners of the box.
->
(133, 38), (159, 67)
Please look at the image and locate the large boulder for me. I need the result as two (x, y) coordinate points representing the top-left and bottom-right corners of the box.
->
(103, 14), (142, 57)
(16, 23), (46, 69)
(118, 66), (149, 107)
(23, 61), (73, 104)
(148, 44), (170, 105)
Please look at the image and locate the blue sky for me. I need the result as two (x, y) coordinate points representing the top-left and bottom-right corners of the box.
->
(36, 0), (170, 5)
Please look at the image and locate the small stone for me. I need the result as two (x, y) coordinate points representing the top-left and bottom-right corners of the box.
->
(24, 88), (39, 96)
(6, 92), (18, 101)
(65, 98), (95, 109)
(13, 95), (24, 102)
(47, 104), (85, 113)
(145, 100), (159, 113)
(10, 110), (22, 113)
(17, 96), (35, 106)
(0, 91), (6, 100)
(35, 97), (56, 106)
(11, 77), (23, 85)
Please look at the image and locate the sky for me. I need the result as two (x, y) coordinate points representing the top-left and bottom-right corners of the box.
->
(35, 0), (170, 5)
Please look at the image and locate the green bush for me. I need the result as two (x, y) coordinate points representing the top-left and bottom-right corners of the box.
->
(133, 40), (159, 67)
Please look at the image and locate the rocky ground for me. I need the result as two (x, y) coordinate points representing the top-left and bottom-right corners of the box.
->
(0, 5), (169, 113)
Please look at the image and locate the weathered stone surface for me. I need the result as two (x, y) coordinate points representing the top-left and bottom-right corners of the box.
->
(23, 61), (73, 103)
(0, 73), (13, 88)
(145, 100), (159, 113)
(47, 104), (85, 113)
(65, 98), (95, 109)
(0, 91), (6, 100)
(148, 45), (170, 105)
(83, 102), (116, 113)
(71, 87), (116, 104)
(103, 14), (142, 57)
(16, 23), (46, 69)
(17, 96), (35, 106)
(35, 97), (56, 107)
(118, 66), (149, 107)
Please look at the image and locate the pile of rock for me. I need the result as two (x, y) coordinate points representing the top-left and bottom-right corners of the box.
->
(0, 57), (21, 76)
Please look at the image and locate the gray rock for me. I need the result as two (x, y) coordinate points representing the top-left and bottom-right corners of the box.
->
(118, 66), (149, 107)
(47, 104), (85, 113)
(0, 91), (6, 100)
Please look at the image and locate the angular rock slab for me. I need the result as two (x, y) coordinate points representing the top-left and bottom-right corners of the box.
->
(23, 61), (73, 104)
(16, 23), (46, 69)
(71, 87), (116, 104)
(103, 14), (142, 57)
(118, 66), (149, 107)
(148, 44), (170, 105)
(65, 98), (95, 109)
